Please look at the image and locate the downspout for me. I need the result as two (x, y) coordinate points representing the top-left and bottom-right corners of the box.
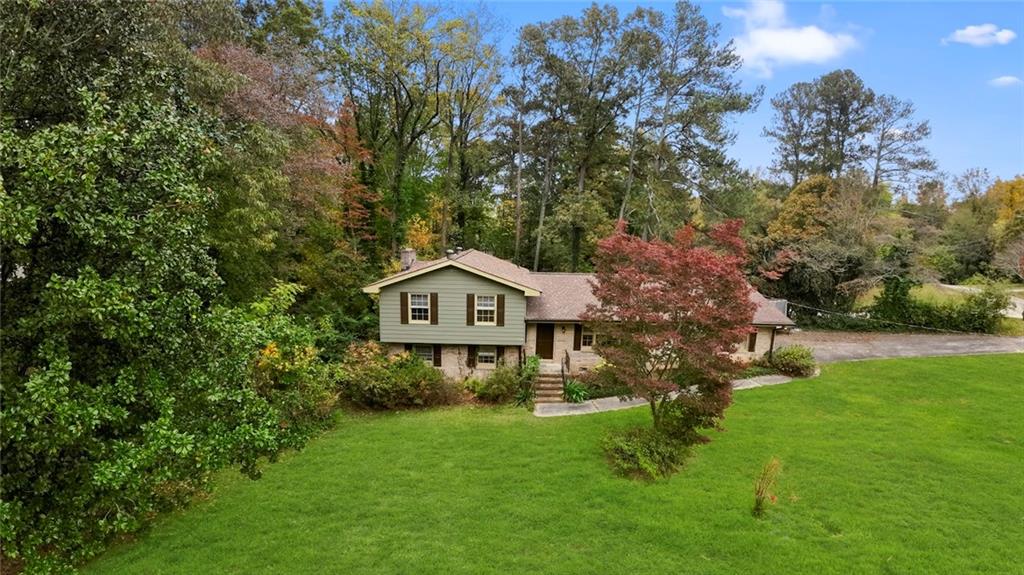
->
(768, 327), (777, 360)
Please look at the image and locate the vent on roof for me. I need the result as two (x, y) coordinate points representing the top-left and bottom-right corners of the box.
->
(446, 249), (456, 259)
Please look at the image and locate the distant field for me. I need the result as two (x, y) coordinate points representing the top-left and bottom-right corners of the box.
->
(856, 283), (968, 307)
(86, 355), (1024, 575)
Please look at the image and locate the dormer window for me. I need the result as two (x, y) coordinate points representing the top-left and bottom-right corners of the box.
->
(409, 293), (430, 323)
(475, 295), (496, 325)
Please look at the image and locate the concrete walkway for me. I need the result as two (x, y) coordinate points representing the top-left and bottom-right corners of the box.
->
(533, 373), (799, 417)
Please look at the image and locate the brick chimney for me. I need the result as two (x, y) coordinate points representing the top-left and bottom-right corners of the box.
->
(399, 248), (417, 271)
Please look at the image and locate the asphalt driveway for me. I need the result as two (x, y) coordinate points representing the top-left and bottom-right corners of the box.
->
(776, 330), (1024, 363)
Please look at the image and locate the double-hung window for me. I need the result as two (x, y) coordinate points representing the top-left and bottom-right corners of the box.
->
(409, 293), (430, 323)
(475, 295), (496, 325)
(413, 344), (434, 363)
(581, 330), (595, 349)
(477, 346), (497, 366)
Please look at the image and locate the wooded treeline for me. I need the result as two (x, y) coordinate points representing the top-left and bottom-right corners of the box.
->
(1, 0), (1023, 570)
(6, 0), (1020, 324)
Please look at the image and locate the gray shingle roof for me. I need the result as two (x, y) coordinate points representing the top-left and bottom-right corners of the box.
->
(367, 249), (542, 293)
(750, 290), (796, 326)
(369, 250), (794, 326)
(525, 273), (598, 321)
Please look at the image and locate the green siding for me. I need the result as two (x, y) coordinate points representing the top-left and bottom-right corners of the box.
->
(378, 267), (527, 345)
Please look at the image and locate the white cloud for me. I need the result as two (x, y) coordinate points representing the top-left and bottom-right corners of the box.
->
(724, 0), (858, 78)
(989, 75), (1023, 87)
(944, 24), (1016, 47)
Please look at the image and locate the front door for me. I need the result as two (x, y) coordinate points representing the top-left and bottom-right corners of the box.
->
(536, 323), (555, 360)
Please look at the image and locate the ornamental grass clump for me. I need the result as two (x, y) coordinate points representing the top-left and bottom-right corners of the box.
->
(753, 457), (782, 517)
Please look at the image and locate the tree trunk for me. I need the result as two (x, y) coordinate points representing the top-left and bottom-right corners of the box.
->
(390, 147), (408, 254)
(570, 226), (581, 272)
(513, 116), (524, 262)
(871, 134), (884, 190)
(533, 155), (552, 272)
(618, 85), (645, 222)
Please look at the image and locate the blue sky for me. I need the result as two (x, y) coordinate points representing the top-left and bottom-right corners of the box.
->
(459, 0), (1024, 183)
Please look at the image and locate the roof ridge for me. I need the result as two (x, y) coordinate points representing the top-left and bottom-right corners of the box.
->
(529, 271), (595, 275)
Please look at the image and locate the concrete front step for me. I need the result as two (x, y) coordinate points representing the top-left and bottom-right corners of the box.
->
(534, 396), (564, 404)
(534, 373), (565, 403)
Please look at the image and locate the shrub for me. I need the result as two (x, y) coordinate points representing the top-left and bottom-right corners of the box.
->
(463, 377), (484, 396)
(753, 457), (783, 518)
(514, 356), (541, 407)
(761, 345), (817, 377)
(467, 364), (522, 403)
(337, 342), (455, 409)
(737, 364), (778, 379)
(469, 356), (541, 405)
(520, 355), (540, 386)
(513, 385), (535, 407)
(580, 360), (633, 399)
(953, 286), (1011, 333)
(656, 372), (735, 446)
(869, 276), (1009, 334)
(962, 273), (992, 287)
(563, 379), (589, 403)
(1, 279), (338, 571)
(603, 428), (691, 480)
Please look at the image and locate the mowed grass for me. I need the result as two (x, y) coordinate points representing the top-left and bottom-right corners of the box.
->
(856, 283), (974, 307)
(86, 355), (1024, 575)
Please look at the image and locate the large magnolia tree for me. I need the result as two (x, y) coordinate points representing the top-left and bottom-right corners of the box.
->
(584, 221), (755, 439)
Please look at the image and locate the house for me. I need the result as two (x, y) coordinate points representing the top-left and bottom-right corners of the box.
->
(362, 248), (795, 379)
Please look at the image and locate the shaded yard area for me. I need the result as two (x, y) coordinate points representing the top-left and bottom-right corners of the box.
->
(86, 355), (1023, 575)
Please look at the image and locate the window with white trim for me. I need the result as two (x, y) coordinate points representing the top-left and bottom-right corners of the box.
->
(477, 346), (497, 366)
(475, 295), (496, 325)
(581, 329), (595, 349)
(409, 293), (430, 323)
(413, 344), (434, 363)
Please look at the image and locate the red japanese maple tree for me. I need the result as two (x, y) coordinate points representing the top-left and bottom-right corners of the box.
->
(584, 221), (755, 438)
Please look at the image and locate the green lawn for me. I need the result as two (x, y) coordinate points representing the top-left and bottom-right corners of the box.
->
(86, 355), (1023, 575)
